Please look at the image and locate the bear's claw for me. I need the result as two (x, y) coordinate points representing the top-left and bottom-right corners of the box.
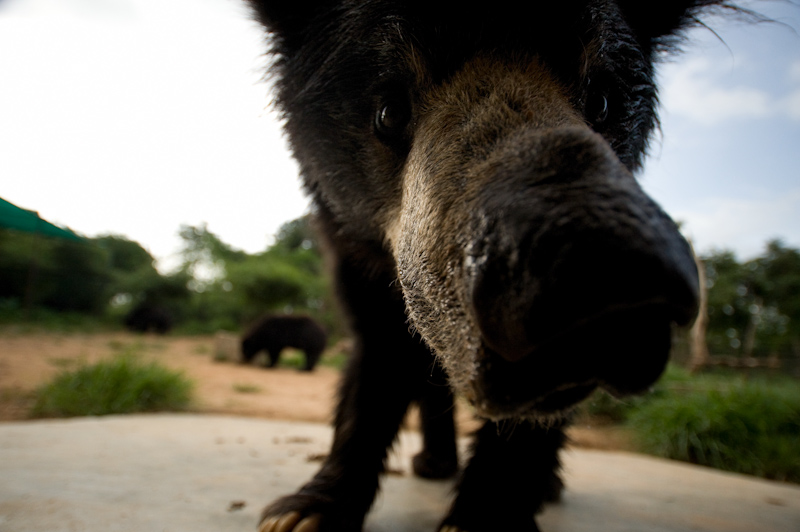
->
(259, 512), (321, 532)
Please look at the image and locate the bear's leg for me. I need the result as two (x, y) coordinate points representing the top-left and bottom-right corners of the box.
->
(265, 348), (280, 368)
(302, 347), (322, 372)
(413, 362), (459, 479)
(259, 339), (424, 531)
(259, 256), (427, 532)
(438, 419), (568, 532)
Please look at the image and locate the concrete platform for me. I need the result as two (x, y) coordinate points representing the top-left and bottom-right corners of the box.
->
(0, 414), (797, 532)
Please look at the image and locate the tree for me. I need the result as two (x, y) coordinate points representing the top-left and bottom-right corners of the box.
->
(40, 240), (111, 313)
(744, 240), (800, 357)
(95, 235), (191, 327)
(273, 215), (319, 253)
(702, 241), (800, 359)
(94, 234), (156, 274)
(0, 230), (112, 314)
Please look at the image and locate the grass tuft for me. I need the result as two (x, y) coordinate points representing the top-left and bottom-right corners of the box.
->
(232, 383), (262, 394)
(627, 374), (800, 483)
(31, 353), (194, 418)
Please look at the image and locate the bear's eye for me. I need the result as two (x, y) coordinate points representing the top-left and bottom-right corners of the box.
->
(586, 92), (609, 126)
(374, 97), (411, 140)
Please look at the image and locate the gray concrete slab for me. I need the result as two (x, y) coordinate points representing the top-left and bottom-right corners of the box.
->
(0, 414), (797, 532)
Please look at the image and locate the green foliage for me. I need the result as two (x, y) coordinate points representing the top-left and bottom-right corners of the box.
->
(0, 230), (185, 322)
(628, 375), (800, 482)
(0, 215), (342, 337)
(45, 241), (112, 313)
(177, 223), (248, 294)
(0, 230), (112, 314)
(94, 234), (156, 273)
(264, 348), (347, 371)
(272, 215), (320, 254)
(179, 223), (249, 266)
(96, 234), (183, 312)
(318, 350), (349, 371)
(231, 255), (323, 309)
(31, 351), (194, 418)
(0, 307), (115, 333)
(582, 366), (800, 483)
(110, 268), (192, 325)
(703, 250), (750, 353)
(173, 218), (341, 337)
(702, 240), (800, 358)
(271, 350), (306, 370)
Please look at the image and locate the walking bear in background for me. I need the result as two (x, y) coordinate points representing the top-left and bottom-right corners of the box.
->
(241, 315), (327, 371)
(243, 1), (754, 531)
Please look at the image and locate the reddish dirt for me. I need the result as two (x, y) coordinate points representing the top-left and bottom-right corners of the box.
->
(0, 331), (632, 450)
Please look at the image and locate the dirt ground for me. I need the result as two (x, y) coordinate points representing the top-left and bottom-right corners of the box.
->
(0, 331), (632, 451)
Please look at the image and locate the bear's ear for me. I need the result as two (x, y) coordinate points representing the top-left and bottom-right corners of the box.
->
(247, 0), (333, 38)
(617, 0), (736, 48)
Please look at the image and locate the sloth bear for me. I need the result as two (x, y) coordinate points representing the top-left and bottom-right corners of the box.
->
(241, 314), (328, 371)
(123, 304), (173, 335)
(244, 1), (750, 531)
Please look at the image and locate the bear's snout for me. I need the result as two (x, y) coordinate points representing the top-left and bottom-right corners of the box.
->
(466, 128), (699, 417)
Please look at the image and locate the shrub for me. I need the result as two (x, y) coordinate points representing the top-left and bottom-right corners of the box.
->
(31, 354), (194, 418)
(628, 376), (800, 483)
(318, 350), (348, 371)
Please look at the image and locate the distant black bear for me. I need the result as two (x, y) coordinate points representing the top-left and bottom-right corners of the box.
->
(242, 2), (754, 531)
(124, 304), (173, 335)
(241, 315), (327, 372)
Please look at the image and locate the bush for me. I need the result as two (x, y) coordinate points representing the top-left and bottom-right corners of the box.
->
(628, 376), (800, 483)
(0, 306), (116, 333)
(31, 354), (194, 418)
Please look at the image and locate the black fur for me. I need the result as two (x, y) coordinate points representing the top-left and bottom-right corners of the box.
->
(246, 2), (743, 531)
(124, 304), (173, 335)
(241, 315), (328, 371)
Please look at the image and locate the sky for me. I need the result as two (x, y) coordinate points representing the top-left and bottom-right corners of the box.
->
(1, 0), (798, 272)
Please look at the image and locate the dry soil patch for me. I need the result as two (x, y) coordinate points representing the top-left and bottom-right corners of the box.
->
(0, 331), (630, 450)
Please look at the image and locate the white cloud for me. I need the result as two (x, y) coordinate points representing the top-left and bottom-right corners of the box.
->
(787, 90), (800, 120)
(674, 189), (800, 260)
(0, 0), (309, 270)
(789, 60), (800, 82)
(660, 54), (800, 125)
(660, 58), (774, 125)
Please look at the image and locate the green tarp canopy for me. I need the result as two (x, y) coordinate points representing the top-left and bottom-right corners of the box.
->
(0, 197), (83, 241)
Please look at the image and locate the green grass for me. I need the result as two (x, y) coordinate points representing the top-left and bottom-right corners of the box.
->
(578, 365), (800, 483)
(318, 350), (348, 370)
(232, 383), (262, 394)
(273, 349), (348, 370)
(31, 353), (194, 418)
(276, 350), (306, 369)
(627, 373), (800, 483)
(0, 306), (117, 334)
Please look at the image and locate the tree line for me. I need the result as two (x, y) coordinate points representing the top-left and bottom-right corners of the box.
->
(0, 215), (341, 336)
(1, 220), (798, 363)
(700, 240), (800, 361)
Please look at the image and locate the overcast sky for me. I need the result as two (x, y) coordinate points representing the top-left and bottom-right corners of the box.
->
(1, 0), (798, 272)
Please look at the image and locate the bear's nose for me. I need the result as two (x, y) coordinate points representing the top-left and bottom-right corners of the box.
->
(471, 223), (699, 363)
(468, 128), (699, 363)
